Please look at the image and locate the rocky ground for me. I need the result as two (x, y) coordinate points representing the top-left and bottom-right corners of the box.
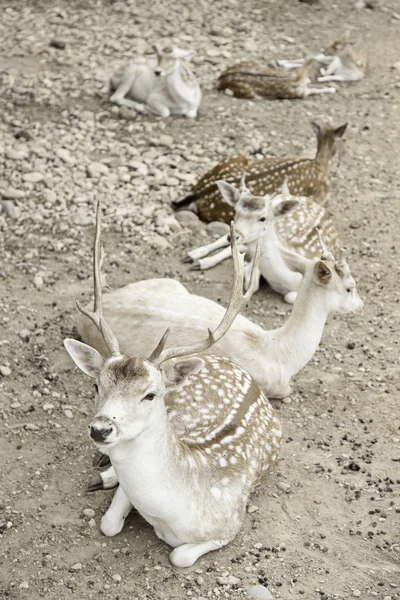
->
(1, 0), (400, 599)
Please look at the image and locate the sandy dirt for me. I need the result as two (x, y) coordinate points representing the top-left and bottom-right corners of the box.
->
(0, 0), (399, 599)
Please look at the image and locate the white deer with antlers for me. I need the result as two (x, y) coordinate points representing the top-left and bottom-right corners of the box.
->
(64, 204), (284, 567)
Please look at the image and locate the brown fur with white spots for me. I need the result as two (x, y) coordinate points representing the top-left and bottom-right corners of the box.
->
(217, 58), (335, 99)
(173, 122), (347, 223)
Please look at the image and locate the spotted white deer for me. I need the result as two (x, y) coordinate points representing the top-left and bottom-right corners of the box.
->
(102, 44), (201, 118)
(184, 178), (339, 304)
(64, 205), (285, 568)
(78, 223), (363, 400)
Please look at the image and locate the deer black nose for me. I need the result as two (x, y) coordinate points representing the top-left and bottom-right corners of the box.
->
(155, 69), (162, 76)
(90, 425), (113, 443)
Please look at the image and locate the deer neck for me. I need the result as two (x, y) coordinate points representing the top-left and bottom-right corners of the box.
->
(167, 64), (192, 100)
(271, 279), (328, 378)
(108, 403), (186, 518)
(315, 142), (334, 174)
(249, 225), (302, 295)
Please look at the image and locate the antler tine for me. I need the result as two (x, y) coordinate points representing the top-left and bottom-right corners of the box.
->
(240, 173), (250, 195)
(76, 202), (121, 357)
(337, 247), (346, 266)
(150, 222), (260, 367)
(315, 227), (334, 262)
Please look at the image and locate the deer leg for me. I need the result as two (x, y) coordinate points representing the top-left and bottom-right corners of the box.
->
(169, 539), (230, 568)
(318, 75), (346, 82)
(145, 97), (171, 118)
(100, 485), (132, 537)
(184, 234), (230, 264)
(101, 78), (112, 94)
(305, 86), (336, 96)
(93, 450), (111, 468)
(267, 383), (293, 400)
(88, 465), (119, 492)
(277, 59), (304, 69)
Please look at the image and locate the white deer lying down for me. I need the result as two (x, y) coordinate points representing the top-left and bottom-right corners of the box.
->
(65, 206), (284, 568)
(102, 44), (201, 118)
(277, 39), (368, 83)
(185, 178), (339, 304)
(78, 232), (363, 401)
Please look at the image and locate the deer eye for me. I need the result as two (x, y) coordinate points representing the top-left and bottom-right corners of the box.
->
(259, 217), (266, 222)
(93, 383), (99, 393)
(346, 288), (352, 293)
(142, 392), (156, 402)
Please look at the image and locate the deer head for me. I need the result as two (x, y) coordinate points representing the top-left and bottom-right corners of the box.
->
(279, 232), (364, 315)
(64, 203), (259, 449)
(153, 45), (195, 77)
(311, 122), (347, 161)
(217, 179), (298, 244)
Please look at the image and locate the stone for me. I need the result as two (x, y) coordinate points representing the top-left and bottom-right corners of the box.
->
(158, 134), (174, 147)
(6, 146), (29, 160)
(50, 39), (66, 49)
(19, 581), (29, 589)
(247, 505), (259, 513)
(33, 275), (44, 290)
(82, 508), (95, 518)
(353, 591), (361, 598)
(70, 563), (83, 571)
(276, 481), (290, 492)
(0, 187), (25, 199)
(55, 148), (75, 165)
(217, 575), (240, 585)
(23, 172), (44, 183)
(206, 221), (230, 235)
(0, 365), (11, 377)
(175, 210), (200, 224)
(64, 409), (73, 419)
(149, 233), (172, 250)
(42, 403), (54, 411)
(25, 423), (39, 431)
(247, 585), (273, 600)
(86, 162), (109, 178)
(0, 201), (17, 217)
(112, 574), (122, 582)
(19, 329), (31, 342)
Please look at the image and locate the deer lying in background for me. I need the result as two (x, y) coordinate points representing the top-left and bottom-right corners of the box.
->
(102, 45), (201, 118)
(78, 227), (363, 400)
(217, 58), (336, 99)
(185, 179), (339, 305)
(173, 122), (347, 223)
(278, 39), (368, 83)
(65, 205), (284, 568)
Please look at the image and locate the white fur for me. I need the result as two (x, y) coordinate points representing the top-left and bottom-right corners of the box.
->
(104, 48), (201, 118)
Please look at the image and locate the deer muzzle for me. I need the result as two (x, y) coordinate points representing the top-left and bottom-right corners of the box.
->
(89, 417), (117, 445)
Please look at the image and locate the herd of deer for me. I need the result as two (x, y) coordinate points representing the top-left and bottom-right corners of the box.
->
(61, 37), (367, 568)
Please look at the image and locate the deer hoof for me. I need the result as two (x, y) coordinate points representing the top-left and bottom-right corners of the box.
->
(92, 452), (111, 468)
(87, 475), (104, 492)
(190, 261), (201, 271)
(182, 255), (194, 263)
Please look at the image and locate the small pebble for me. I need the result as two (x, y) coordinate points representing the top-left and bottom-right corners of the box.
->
(247, 584), (273, 600)
(353, 591), (361, 598)
(112, 574), (122, 583)
(0, 365), (11, 377)
(19, 581), (29, 589)
(276, 481), (291, 492)
(247, 505), (259, 513)
(70, 563), (82, 571)
(83, 508), (96, 518)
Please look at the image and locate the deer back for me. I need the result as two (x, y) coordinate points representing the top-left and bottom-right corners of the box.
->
(275, 196), (339, 259)
(218, 60), (304, 99)
(188, 158), (330, 223)
(166, 354), (282, 485)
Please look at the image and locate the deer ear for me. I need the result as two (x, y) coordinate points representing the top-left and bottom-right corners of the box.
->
(163, 357), (205, 390)
(216, 181), (241, 206)
(173, 48), (195, 60)
(152, 44), (162, 54)
(280, 178), (290, 197)
(313, 260), (333, 286)
(273, 199), (298, 217)
(311, 122), (321, 136)
(334, 123), (347, 139)
(64, 339), (105, 378)
(279, 245), (309, 275)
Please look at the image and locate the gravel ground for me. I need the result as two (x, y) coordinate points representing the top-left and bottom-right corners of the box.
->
(0, 0), (399, 599)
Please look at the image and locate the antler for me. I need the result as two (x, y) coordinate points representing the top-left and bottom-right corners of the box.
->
(240, 173), (251, 196)
(76, 202), (121, 358)
(149, 222), (260, 366)
(315, 228), (335, 262)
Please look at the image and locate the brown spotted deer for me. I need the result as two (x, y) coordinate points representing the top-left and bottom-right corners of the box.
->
(278, 39), (368, 83)
(184, 179), (339, 304)
(172, 122), (347, 223)
(102, 45), (201, 118)
(78, 220), (363, 401)
(217, 58), (336, 99)
(64, 205), (285, 568)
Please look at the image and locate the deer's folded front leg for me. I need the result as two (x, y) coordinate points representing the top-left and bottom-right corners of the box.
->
(100, 485), (132, 537)
(169, 540), (230, 568)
